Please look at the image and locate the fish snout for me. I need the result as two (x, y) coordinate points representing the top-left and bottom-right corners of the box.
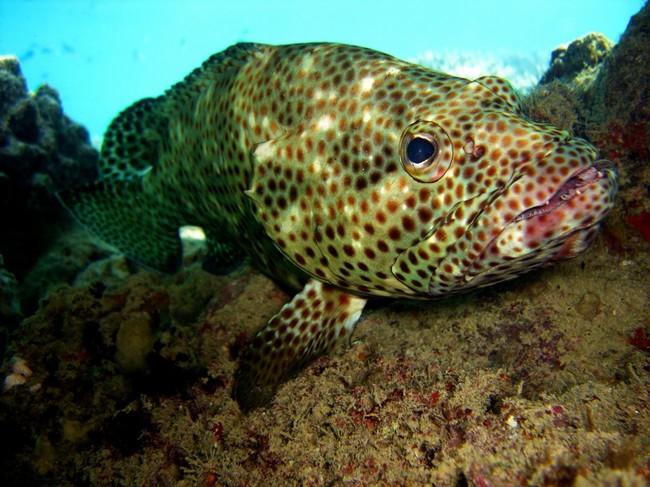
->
(514, 159), (617, 222)
(392, 151), (618, 296)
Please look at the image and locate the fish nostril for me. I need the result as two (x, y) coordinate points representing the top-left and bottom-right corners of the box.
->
(462, 137), (485, 161)
(470, 145), (486, 161)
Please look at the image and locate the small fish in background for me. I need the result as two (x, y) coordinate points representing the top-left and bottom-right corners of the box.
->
(19, 42), (40, 62)
(18, 41), (78, 64)
(19, 48), (35, 62)
(61, 43), (76, 54)
(132, 49), (145, 62)
(19, 42), (65, 64)
(58, 43), (618, 410)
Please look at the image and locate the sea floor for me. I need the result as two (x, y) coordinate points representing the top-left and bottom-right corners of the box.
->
(1, 219), (649, 485)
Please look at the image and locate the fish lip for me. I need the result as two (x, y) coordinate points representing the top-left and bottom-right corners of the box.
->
(513, 159), (617, 222)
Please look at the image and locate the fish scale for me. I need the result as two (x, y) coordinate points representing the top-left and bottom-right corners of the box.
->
(58, 42), (617, 410)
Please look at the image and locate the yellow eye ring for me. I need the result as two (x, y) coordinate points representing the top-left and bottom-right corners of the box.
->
(400, 121), (454, 182)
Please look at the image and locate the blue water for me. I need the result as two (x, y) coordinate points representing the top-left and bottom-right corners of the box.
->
(0, 0), (643, 144)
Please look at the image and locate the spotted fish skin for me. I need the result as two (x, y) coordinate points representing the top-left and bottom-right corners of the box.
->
(59, 43), (617, 409)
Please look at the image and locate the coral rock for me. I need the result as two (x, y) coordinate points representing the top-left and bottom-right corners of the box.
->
(0, 254), (21, 325)
(115, 312), (154, 373)
(587, 2), (650, 162)
(0, 55), (98, 279)
(540, 33), (614, 85)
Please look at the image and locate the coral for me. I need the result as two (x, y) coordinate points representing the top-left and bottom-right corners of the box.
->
(16, 228), (115, 313)
(0, 56), (98, 281)
(526, 33), (614, 138)
(627, 212), (650, 243)
(582, 2), (650, 256)
(2, 356), (33, 392)
(1, 244), (649, 485)
(522, 80), (581, 134)
(115, 312), (155, 373)
(528, 2), (650, 259)
(0, 254), (20, 325)
(539, 33), (613, 86)
(586, 3), (650, 164)
(0, 57), (26, 115)
(627, 327), (650, 353)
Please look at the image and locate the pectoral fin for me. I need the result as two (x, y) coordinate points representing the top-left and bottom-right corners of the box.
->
(233, 279), (366, 411)
(201, 228), (246, 275)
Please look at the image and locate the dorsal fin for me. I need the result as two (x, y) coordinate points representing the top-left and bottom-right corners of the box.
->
(473, 75), (523, 113)
(98, 43), (264, 183)
(164, 42), (265, 108)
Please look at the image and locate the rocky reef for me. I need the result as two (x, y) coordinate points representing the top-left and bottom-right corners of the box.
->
(0, 3), (649, 485)
(0, 56), (98, 309)
(524, 3), (650, 259)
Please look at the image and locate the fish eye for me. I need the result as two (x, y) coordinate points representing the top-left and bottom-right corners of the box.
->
(406, 136), (437, 166)
(400, 121), (453, 183)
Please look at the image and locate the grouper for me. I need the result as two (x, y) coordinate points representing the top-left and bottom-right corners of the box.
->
(59, 43), (618, 409)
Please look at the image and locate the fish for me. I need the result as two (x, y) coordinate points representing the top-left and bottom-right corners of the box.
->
(58, 43), (618, 410)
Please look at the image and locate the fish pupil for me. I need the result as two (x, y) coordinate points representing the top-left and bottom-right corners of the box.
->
(407, 137), (436, 164)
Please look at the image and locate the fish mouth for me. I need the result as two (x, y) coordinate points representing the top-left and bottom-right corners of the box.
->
(513, 159), (617, 222)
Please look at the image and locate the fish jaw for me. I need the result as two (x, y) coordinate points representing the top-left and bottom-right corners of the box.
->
(464, 159), (617, 282)
(394, 155), (618, 296)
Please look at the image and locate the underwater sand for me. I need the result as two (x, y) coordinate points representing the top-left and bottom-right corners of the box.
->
(2, 231), (649, 485)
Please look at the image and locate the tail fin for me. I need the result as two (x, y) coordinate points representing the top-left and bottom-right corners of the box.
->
(58, 179), (182, 272)
(58, 96), (182, 272)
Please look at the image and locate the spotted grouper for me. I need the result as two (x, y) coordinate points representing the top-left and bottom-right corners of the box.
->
(59, 43), (617, 409)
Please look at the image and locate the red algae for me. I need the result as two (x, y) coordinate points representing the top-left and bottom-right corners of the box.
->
(627, 327), (650, 353)
(627, 212), (650, 243)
